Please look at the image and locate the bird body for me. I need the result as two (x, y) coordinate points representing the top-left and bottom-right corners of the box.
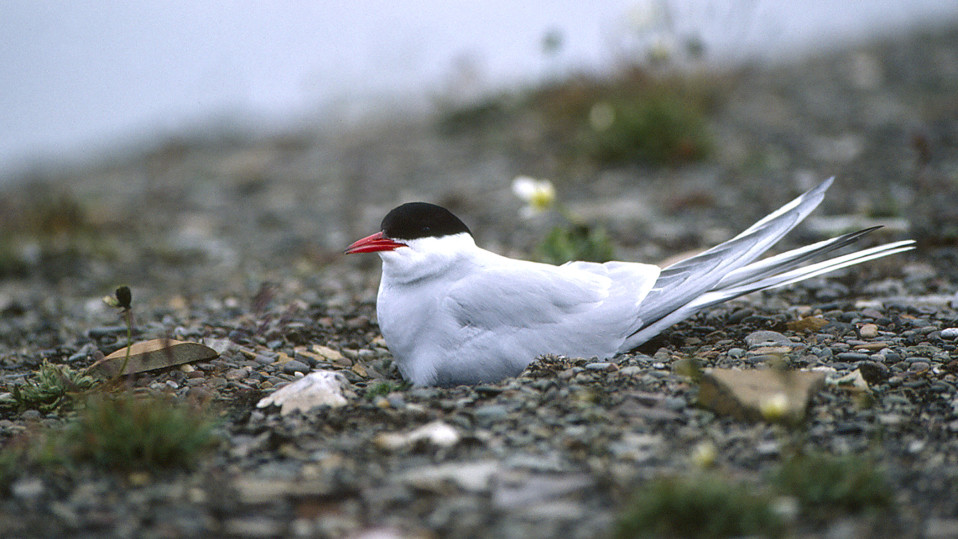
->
(346, 179), (914, 386)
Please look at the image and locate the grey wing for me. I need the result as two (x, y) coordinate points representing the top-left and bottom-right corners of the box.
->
(627, 177), (834, 339)
(444, 265), (608, 329)
(444, 261), (659, 357)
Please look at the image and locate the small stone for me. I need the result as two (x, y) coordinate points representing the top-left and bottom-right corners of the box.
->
(745, 330), (791, 348)
(11, 478), (44, 500)
(585, 362), (612, 371)
(940, 328), (958, 340)
(859, 323), (879, 338)
(857, 361), (890, 384)
(225, 367), (251, 381)
(727, 348), (745, 359)
(282, 360), (310, 374)
(827, 369), (871, 393)
(836, 352), (871, 362)
(253, 354), (275, 365)
(375, 420), (461, 450)
(473, 404), (510, 422)
(257, 370), (349, 414)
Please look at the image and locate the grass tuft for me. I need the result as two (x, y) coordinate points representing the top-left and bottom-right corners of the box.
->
(772, 452), (892, 517)
(365, 380), (406, 399)
(62, 393), (218, 472)
(615, 473), (784, 539)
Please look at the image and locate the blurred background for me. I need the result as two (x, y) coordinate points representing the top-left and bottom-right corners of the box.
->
(3, 1), (957, 176)
(1, 1), (957, 298)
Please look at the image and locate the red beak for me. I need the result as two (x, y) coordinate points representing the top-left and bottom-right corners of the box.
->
(344, 231), (407, 254)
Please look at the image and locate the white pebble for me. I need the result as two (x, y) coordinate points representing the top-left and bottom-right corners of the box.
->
(941, 328), (958, 340)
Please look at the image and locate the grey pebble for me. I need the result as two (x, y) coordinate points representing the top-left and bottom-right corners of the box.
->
(282, 360), (310, 374)
(585, 362), (612, 371)
(664, 397), (686, 411)
(473, 404), (510, 422)
(940, 328), (958, 340)
(744, 330), (791, 348)
(837, 352), (871, 362)
(86, 325), (128, 339)
(254, 354), (275, 365)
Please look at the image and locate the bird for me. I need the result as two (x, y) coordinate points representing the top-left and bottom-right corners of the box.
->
(345, 178), (914, 387)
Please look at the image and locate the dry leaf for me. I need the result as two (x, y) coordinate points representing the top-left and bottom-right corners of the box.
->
(88, 339), (218, 378)
(786, 316), (829, 332)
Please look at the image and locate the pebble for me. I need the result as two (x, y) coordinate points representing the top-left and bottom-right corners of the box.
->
(744, 330), (791, 348)
(473, 404), (510, 422)
(11, 478), (45, 500)
(859, 323), (879, 338)
(86, 325), (129, 339)
(282, 360), (310, 374)
(836, 352), (871, 362)
(585, 362), (612, 371)
(941, 328), (958, 340)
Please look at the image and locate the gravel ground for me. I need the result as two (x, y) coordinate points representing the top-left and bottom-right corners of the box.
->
(1, 26), (958, 538)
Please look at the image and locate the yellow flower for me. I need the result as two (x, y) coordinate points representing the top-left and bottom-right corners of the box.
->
(691, 440), (717, 469)
(512, 176), (556, 218)
(760, 392), (790, 422)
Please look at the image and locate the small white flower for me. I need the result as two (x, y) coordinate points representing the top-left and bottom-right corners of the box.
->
(512, 176), (556, 218)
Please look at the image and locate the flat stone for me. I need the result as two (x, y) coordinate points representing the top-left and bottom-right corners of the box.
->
(836, 352), (871, 362)
(940, 328), (958, 340)
(698, 368), (825, 422)
(257, 370), (349, 414)
(745, 330), (792, 348)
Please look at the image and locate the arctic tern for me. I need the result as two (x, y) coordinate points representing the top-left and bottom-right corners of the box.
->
(346, 178), (914, 387)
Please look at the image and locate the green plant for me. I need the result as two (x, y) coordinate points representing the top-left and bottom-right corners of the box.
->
(11, 361), (97, 413)
(101, 285), (134, 382)
(537, 224), (615, 265)
(615, 473), (784, 538)
(62, 393), (218, 472)
(772, 452), (892, 517)
(365, 380), (405, 399)
(585, 93), (712, 165)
